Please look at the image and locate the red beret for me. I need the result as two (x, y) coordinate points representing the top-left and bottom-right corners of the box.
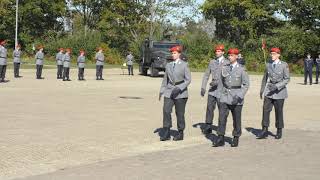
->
(58, 48), (64, 51)
(96, 47), (104, 52)
(215, 44), (225, 51)
(169, 46), (182, 53)
(37, 45), (44, 49)
(0, 40), (6, 45)
(79, 49), (85, 54)
(270, 47), (281, 54)
(65, 48), (72, 52)
(228, 48), (240, 55)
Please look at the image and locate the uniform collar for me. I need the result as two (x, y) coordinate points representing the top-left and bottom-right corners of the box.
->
(217, 56), (224, 63)
(272, 59), (280, 64)
(173, 58), (180, 64)
(230, 62), (238, 67)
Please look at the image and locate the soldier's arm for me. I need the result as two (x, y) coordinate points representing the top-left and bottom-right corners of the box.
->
(201, 62), (211, 90)
(239, 69), (250, 99)
(260, 67), (268, 95)
(177, 63), (191, 91)
(275, 63), (290, 90)
(160, 67), (168, 94)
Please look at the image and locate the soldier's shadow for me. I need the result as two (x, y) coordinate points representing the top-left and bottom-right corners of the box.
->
(245, 127), (276, 138)
(153, 128), (179, 138)
(192, 123), (232, 145)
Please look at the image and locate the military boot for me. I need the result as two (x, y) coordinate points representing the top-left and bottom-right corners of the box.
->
(202, 123), (212, 135)
(257, 127), (268, 139)
(160, 127), (170, 141)
(275, 128), (282, 139)
(231, 136), (239, 147)
(212, 135), (225, 147)
(173, 130), (184, 141)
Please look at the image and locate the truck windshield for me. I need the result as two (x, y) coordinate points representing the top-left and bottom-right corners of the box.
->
(153, 44), (179, 49)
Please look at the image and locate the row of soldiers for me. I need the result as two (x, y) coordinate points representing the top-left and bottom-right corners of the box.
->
(0, 39), (135, 83)
(159, 45), (290, 147)
(303, 53), (320, 85)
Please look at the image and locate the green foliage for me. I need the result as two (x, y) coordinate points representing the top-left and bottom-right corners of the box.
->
(43, 31), (102, 62)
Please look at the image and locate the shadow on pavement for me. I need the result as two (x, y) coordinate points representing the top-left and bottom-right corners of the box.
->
(245, 127), (276, 138)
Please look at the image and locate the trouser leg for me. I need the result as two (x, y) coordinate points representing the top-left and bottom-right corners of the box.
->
(231, 105), (243, 137)
(163, 97), (174, 129)
(174, 98), (188, 131)
(274, 99), (285, 129)
(262, 97), (273, 127)
(205, 95), (218, 124)
(217, 102), (229, 135)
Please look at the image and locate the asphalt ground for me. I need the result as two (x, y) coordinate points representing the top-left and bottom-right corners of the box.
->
(0, 68), (319, 180)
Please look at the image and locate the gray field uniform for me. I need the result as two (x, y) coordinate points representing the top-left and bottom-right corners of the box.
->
(0, 45), (8, 81)
(95, 52), (105, 80)
(260, 59), (290, 130)
(201, 56), (230, 128)
(35, 50), (44, 79)
(217, 62), (250, 137)
(77, 55), (85, 80)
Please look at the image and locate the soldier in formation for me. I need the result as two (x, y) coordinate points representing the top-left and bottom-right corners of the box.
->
(13, 44), (22, 78)
(35, 45), (45, 79)
(56, 48), (64, 79)
(304, 53), (313, 85)
(0, 40), (8, 83)
(213, 48), (250, 147)
(159, 45), (191, 141)
(95, 47), (105, 80)
(62, 48), (72, 81)
(315, 54), (320, 84)
(258, 48), (290, 139)
(200, 44), (229, 135)
(126, 52), (134, 76)
(77, 49), (86, 81)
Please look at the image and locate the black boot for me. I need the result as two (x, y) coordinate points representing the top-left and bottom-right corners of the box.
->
(275, 128), (282, 139)
(257, 127), (268, 139)
(231, 136), (239, 147)
(212, 135), (225, 147)
(202, 123), (212, 135)
(160, 128), (170, 141)
(173, 130), (184, 141)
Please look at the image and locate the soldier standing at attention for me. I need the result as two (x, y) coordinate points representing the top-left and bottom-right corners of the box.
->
(62, 48), (72, 81)
(213, 48), (249, 147)
(304, 53), (313, 85)
(95, 47), (105, 80)
(315, 54), (320, 84)
(13, 44), (22, 78)
(77, 49), (86, 81)
(159, 46), (191, 141)
(126, 52), (134, 76)
(0, 39), (9, 83)
(200, 44), (229, 134)
(257, 48), (290, 139)
(35, 45), (45, 79)
(56, 48), (64, 79)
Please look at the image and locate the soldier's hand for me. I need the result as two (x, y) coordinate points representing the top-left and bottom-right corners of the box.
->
(231, 96), (241, 105)
(200, 88), (206, 97)
(170, 87), (181, 99)
(209, 81), (218, 87)
(268, 83), (277, 91)
(159, 92), (163, 101)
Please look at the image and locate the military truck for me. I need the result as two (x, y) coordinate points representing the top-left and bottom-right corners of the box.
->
(139, 39), (186, 77)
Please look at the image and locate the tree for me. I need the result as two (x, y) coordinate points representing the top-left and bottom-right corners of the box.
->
(202, 0), (280, 46)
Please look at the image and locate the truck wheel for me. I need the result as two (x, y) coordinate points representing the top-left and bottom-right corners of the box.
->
(150, 63), (159, 77)
(139, 64), (148, 76)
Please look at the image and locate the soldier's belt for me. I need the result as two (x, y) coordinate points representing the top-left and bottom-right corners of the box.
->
(0, 57), (6, 58)
(269, 81), (279, 84)
(170, 80), (184, 85)
(224, 86), (241, 89)
(97, 60), (104, 62)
